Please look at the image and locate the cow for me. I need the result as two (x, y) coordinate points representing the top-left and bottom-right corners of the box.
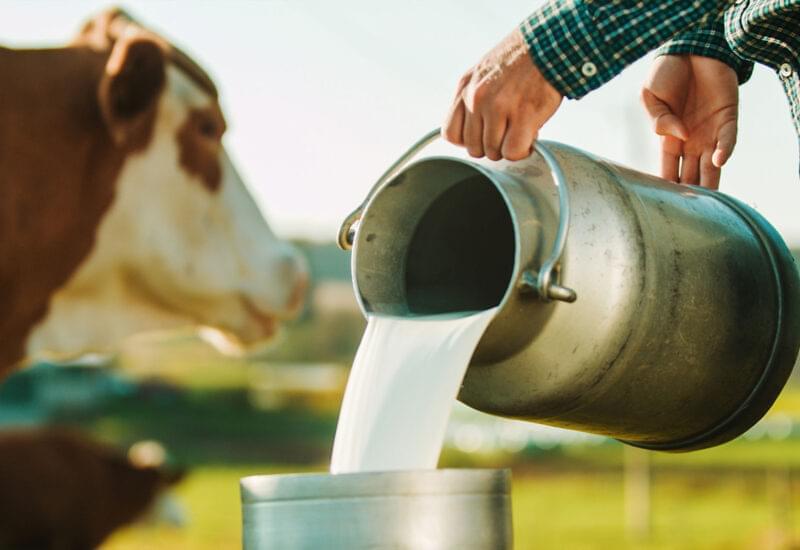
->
(0, 428), (185, 549)
(0, 8), (307, 376)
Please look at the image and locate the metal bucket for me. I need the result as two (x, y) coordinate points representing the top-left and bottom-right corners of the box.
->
(338, 130), (800, 451)
(240, 469), (512, 549)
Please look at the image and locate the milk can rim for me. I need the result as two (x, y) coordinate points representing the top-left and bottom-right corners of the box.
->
(350, 156), (524, 316)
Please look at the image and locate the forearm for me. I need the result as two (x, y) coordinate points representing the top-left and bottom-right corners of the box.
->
(656, 12), (754, 85)
(521, 0), (735, 99)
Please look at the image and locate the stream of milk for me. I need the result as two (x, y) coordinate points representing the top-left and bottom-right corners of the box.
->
(330, 308), (498, 474)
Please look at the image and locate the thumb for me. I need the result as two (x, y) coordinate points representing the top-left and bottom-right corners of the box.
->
(712, 121), (737, 168)
(641, 88), (688, 141)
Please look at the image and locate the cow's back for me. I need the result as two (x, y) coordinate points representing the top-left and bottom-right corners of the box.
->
(0, 428), (179, 549)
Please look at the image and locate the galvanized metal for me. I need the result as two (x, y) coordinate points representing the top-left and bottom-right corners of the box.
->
(240, 469), (512, 549)
(517, 142), (576, 303)
(346, 135), (800, 451)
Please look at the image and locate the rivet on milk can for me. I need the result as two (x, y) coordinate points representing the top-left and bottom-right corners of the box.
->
(339, 128), (800, 452)
(240, 469), (512, 550)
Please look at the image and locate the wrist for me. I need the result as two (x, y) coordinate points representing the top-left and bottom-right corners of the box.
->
(519, 2), (610, 99)
(657, 22), (753, 84)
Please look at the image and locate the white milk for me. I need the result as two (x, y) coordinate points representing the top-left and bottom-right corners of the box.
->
(330, 308), (497, 474)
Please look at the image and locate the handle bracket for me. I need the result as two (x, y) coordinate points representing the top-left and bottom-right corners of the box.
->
(517, 142), (576, 303)
(337, 128), (441, 250)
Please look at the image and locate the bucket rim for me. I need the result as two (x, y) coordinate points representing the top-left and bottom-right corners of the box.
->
(240, 467), (511, 503)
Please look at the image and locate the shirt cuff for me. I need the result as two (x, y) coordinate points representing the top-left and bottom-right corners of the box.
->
(520, 0), (733, 99)
(656, 15), (754, 84)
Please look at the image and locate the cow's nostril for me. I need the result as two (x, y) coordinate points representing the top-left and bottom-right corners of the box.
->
(273, 247), (309, 284)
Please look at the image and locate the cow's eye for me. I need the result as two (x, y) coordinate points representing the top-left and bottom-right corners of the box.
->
(198, 119), (219, 139)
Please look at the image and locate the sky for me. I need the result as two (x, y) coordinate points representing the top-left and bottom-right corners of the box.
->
(2, 0), (798, 245)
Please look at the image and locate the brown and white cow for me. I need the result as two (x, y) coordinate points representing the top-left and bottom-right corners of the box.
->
(0, 9), (307, 375)
(0, 428), (185, 549)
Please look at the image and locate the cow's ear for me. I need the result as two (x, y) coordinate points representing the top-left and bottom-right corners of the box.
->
(98, 34), (166, 148)
(162, 467), (188, 486)
(72, 7), (132, 49)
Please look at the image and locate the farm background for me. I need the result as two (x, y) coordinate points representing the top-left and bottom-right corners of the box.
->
(3, 1), (800, 548)
(3, 244), (800, 549)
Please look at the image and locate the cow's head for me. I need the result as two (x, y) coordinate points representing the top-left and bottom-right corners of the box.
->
(26, 9), (307, 359)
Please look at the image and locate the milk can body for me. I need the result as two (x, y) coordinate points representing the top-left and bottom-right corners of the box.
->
(345, 140), (800, 451)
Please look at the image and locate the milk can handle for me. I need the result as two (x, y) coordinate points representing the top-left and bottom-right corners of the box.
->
(337, 128), (576, 303)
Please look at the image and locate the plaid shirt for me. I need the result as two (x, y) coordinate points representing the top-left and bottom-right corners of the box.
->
(520, 0), (800, 138)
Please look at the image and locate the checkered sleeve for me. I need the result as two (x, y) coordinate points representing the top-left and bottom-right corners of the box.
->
(656, 11), (754, 84)
(520, 0), (734, 99)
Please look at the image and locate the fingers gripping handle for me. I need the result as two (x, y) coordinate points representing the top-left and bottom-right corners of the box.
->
(337, 128), (576, 303)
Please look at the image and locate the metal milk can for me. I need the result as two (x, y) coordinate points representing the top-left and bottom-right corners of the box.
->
(338, 129), (800, 451)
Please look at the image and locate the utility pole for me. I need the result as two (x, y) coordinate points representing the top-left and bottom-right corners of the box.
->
(621, 101), (656, 542)
(624, 445), (652, 540)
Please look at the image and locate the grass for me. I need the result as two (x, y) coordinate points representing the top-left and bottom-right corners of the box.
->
(105, 466), (266, 550)
(511, 471), (786, 550)
(104, 463), (800, 550)
(105, 464), (324, 550)
(82, 379), (800, 548)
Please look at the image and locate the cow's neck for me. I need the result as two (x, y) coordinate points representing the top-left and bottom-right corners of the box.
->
(0, 47), (125, 370)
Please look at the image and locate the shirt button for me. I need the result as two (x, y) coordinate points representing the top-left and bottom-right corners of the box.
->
(581, 62), (598, 77)
(780, 63), (793, 78)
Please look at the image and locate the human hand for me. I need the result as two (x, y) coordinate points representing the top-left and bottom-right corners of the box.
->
(641, 55), (739, 190)
(442, 29), (563, 161)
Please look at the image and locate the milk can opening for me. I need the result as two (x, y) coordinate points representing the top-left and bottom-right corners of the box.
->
(353, 158), (517, 316)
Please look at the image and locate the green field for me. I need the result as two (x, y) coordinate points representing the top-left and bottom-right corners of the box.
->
(42, 366), (800, 549)
(105, 460), (799, 550)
